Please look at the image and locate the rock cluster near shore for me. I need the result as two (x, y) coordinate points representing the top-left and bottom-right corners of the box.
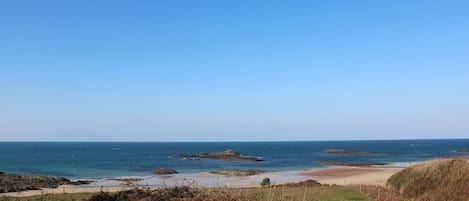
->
(0, 173), (92, 193)
(152, 168), (178, 175)
(172, 149), (264, 162)
(209, 169), (265, 177)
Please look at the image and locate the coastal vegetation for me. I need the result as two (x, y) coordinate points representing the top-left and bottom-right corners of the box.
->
(275, 180), (321, 188)
(0, 173), (90, 193)
(387, 159), (469, 201)
(1, 159), (468, 201)
(260, 178), (270, 187)
(0, 185), (372, 201)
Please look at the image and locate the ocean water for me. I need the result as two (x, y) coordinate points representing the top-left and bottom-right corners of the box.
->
(0, 139), (467, 179)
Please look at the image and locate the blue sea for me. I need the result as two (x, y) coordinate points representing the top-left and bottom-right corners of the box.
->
(0, 139), (467, 179)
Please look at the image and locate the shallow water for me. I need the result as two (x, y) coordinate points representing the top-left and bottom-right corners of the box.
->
(0, 139), (467, 179)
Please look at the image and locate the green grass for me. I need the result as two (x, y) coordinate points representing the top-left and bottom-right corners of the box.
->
(1, 186), (372, 201)
(1, 193), (94, 201)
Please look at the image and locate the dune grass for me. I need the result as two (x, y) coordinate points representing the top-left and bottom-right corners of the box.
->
(350, 185), (404, 201)
(1, 185), (372, 201)
(214, 185), (372, 201)
(387, 159), (469, 201)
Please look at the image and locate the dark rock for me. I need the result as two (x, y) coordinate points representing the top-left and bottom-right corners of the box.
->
(172, 149), (264, 162)
(318, 160), (387, 167)
(152, 168), (178, 175)
(209, 169), (265, 177)
(210, 149), (240, 156)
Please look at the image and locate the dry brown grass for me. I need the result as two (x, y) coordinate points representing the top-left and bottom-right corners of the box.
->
(387, 159), (469, 201)
(351, 185), (404, 201)
(86, 187), (251, 201)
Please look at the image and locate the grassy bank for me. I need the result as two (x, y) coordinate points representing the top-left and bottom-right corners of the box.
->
(387, 159), (469, 201)
(1, 185), (372, 201)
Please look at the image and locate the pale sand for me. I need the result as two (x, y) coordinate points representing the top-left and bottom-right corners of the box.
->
(1, 166), (403, 197)
(302, 166), (403, 186)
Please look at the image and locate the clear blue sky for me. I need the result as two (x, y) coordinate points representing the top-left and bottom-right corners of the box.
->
(1, 1), (468, 141)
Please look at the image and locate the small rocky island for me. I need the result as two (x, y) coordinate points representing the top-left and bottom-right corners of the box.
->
(209, 169), (265, 177)
(172, 149), (264, 162)
(0, 172), (92, 193)
(152, 168), (178, 175)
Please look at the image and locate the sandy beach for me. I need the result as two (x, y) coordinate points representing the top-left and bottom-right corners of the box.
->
(1, 165), (404, 197)
(302, 166), (403, 185)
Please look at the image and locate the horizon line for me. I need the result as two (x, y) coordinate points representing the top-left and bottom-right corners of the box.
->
(0, 137), (468, 143)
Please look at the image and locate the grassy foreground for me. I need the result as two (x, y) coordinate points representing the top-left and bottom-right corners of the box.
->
(1, 185), (372, 201)
(387, 159), (469, 201)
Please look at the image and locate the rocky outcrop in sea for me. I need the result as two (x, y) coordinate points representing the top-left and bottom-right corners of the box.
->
(208, 169), (265, 176)
(152, 168), (178, 175)
(172, 149), (264, 162)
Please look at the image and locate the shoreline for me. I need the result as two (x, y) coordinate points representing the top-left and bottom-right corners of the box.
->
(1, 164), (406, 197)
(46, 160), (421, 182)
